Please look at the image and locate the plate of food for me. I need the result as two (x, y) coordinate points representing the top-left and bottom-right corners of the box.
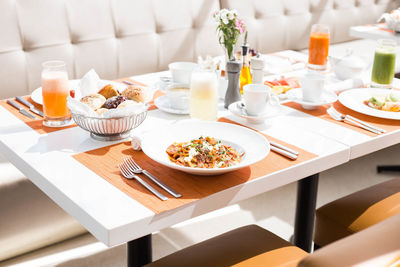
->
(264, 76), (300, 99)
(338, 88), (400, 120)
(140, 120), (270, 175)
(31, 80), (128, 105)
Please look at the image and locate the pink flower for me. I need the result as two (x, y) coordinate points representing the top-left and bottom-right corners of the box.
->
(235, 19), (245, 33)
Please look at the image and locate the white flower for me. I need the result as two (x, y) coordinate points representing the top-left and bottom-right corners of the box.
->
(220, 9), (228, 20)
(227, 11), (234, 20)
(222, 18), (229, 24)
(231, 9), (238, 16)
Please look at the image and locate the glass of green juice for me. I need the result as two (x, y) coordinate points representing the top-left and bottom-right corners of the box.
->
(371, 39), (396, 88)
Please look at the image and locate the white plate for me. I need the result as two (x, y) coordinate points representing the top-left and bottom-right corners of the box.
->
(338, 88), (400, 120)
(228, 101), (281, 123)
(154, 95), (190, 115)
(141, 120), (270, 175)
(286, 88), (338, 110)
(31, 80), (127, 105)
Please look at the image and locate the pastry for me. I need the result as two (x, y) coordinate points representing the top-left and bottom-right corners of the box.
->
(121, 85), (147, 103)
(98, 84), (119, 99)
(102, 95), (127, 109)
(80, 94), (106, 110)
(117, 100), (138, 109)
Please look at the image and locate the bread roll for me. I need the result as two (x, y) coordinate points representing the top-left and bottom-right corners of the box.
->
(98, 84), (119, 99)
(80, 94), (106, 110)
(121, 85), (147, 103)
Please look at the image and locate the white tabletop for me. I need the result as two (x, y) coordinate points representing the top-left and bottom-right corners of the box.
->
(350, 24), (400, 43)
(0, 52), (398, 247)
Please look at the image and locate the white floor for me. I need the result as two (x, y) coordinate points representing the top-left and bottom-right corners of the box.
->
(1, 143), (399, 267)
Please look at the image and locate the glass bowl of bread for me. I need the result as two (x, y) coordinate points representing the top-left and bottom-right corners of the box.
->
(69, 82), (152, 141)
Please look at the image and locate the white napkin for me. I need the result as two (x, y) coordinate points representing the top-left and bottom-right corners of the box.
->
(325, 78), (364, 93)
(80, 69), (100, 97)
(131, 134), (142, 151)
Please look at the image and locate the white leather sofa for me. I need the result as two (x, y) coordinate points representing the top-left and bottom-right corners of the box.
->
(1, 0), (399, 265)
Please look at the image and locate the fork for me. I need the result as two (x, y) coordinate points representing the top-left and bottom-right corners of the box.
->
(124, 157), (182, 198)
(118, 163), (168, 201)
(329, 107), (385, 134)
(327, 107), (382, 135)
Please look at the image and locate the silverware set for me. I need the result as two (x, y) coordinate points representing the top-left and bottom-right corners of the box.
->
(119, 157), (181, 201)
(7, 97), (43, 119)
(270, 140), (299, 160)
(327, 107), (385, 135)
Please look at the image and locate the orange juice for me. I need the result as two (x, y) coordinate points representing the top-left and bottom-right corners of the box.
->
(42, 71), (69, 118)
(308, 32), (330, 66)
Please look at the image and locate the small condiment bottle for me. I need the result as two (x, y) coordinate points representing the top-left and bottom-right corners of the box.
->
(239, 44), (252, 94)
(250, 57), (265, 84)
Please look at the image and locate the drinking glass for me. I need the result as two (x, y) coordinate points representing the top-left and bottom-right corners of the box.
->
(371, 39), (396, 88)
(41, 61), (71, 127)
(189, 69), (218, 121)
(308, 24), (330, 71)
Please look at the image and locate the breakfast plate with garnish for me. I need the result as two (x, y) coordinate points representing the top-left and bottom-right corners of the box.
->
(140, 120), (270, 175)
(338, 88), (400, 120)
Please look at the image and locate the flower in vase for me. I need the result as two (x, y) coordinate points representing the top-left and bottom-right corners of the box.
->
(213, 9), (246, 61)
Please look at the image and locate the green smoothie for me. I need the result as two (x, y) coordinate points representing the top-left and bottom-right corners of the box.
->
(371, 48), (396, 85)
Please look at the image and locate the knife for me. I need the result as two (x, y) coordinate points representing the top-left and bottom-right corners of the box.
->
(270, 145), (298, 160)
(16, 96), (44, 117)
(269, 140), (299, 155)
(7, 100), (36, 119)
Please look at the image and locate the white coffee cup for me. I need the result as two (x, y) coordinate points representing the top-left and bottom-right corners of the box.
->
(299, 73), (325, 102)
(166, 84), (190, 110)
(168, 62), (197, 84)
(243, 84), (280, 116)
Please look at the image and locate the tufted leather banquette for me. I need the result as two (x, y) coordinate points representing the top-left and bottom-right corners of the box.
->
(1, 0), (399, 99)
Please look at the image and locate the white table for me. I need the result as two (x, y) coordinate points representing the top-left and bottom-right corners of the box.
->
(1, 54), (399, 266)
(350, 24), (400, 43)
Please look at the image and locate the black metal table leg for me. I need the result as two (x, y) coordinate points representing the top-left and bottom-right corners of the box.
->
(293, 174), (319, 252)
(377, 165), (400, 173)
(127, 234), (152, 267)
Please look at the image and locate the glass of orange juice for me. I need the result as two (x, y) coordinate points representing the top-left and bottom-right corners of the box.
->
(308, 24), (330, 71)
(41, 61), (71, 127)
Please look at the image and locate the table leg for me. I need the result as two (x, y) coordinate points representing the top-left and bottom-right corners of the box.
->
(377, 165), (400, 173)
(127, 234), (152, 267)
(293, 174), (319, 252)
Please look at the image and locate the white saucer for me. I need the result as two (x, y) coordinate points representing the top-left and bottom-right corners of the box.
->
(286, 88), (338, 110)
(154, 95), (190, 115)
(228, 101), (281, 123)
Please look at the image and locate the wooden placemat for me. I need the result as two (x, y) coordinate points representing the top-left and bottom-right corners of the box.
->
(73, 119), (317, 214)
(0, 96), (76, 134)
(115, 77), (165, 111)
(284, 101), (400, 137)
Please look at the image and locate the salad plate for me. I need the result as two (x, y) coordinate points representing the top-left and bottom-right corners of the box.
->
(140, 120), (270, 175)
(31, 80), (127, 105)
(286, 89), (338, 110)
(338, 88), (400, 120)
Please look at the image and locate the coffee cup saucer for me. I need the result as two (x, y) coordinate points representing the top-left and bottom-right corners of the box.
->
(228, 101), (281, 124)
(154, 95), (190, 115)
(286, 88), (338, 110)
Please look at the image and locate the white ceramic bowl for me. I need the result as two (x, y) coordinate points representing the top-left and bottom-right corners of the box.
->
(140, 120), (270, 175)
(168, 62), (197, 84)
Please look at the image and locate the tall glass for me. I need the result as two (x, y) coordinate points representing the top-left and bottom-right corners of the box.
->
(371, 39), (396, 88)
(41, 61), (71, 127)
(308, 24), (330, 71)
(189, 69), (218, 121)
